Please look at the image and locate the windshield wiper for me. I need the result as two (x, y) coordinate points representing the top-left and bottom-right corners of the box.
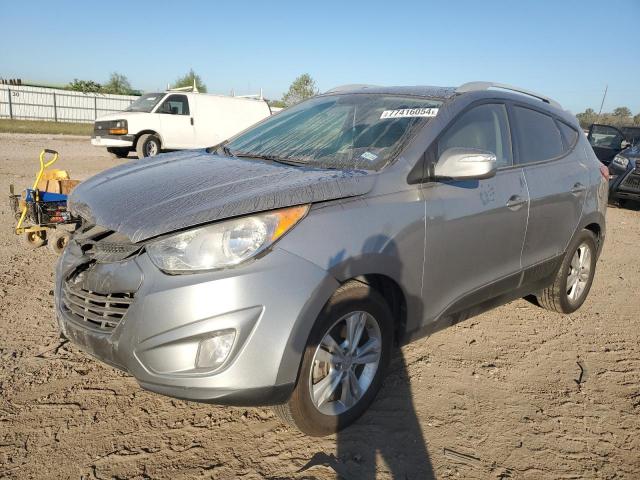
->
(207, 141), (235, 156)
(233, 152), (308, 167)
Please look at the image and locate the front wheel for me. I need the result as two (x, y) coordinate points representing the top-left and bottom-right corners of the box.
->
(535, 229), (597, 314)
(21, 230), (46, 249)
(135, 134), (161, 158)
(273, 281), (393, 436)
(47, 229), (71, 255)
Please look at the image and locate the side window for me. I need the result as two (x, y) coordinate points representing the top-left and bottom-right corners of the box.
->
(158, 95), (190, 115)
(513, 106), (563, 164)
(557, 121), (578, 149)
(621, 127), (640, 146)
(437, 104), (512, 168)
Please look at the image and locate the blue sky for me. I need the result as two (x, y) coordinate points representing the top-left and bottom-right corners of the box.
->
(2, 0), (638, 114)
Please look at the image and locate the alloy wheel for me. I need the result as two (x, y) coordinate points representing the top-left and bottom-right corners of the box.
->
(566, 242), (592, 303)
(146, 140), (158, 156)
(309, 311), (381, 416)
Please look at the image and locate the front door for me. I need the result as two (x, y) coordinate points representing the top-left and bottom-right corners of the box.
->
(588, 123), (625, 165)
(156, 94), (195, 148)
(421, 103), (529, 323)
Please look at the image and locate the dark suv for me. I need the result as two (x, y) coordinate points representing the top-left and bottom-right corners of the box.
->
(587, 123), (640, 165)
(588, 123), (640, 203)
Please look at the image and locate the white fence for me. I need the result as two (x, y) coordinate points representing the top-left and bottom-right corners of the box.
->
(0, 85), (138, 123)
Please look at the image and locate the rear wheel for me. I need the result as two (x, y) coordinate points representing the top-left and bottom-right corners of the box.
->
(135, 134), (161, 158)
(535, 229), (597, 314)
(107, 147), (130, 159)
(47, 230), (71, 255)
(21, 230), (46, 249)
(273, 281), (393, 436)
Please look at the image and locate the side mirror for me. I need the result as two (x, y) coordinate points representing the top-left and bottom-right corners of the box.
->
(434, 147), (497, 180)
(620, 140), (631, 150)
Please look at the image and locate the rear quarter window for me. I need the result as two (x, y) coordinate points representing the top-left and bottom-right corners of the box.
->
(557, 121), (578, 149)
(513, 106), (564, 164)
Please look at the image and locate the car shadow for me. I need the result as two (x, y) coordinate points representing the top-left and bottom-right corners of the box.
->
(299, 235), (435, 479)
(298, 351), (435, 480)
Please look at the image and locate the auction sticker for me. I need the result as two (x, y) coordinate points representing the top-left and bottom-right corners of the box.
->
(360, 151), (378, 162)
(380, 108), (439, 119)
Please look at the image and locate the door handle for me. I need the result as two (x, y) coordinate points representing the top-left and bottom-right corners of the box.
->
(571, 182), (586, 194)
(190, 117), (194, 126)
(506, 194), (526, 211)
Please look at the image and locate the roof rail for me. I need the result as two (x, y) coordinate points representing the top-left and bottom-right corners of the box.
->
(456, 81), (562, 110)
(324, 84), (379, 94)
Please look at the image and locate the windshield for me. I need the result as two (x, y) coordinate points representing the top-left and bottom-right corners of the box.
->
(226, 94), (443, 170)
(125, 93), (165, 113)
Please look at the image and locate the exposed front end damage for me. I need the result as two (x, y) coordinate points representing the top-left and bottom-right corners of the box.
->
(55, 221), (339, 405)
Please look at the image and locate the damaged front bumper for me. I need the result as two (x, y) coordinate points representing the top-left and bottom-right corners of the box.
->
(54, 244), (338, 405)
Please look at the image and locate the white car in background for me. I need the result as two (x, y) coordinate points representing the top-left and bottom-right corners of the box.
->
(91, 90), (272, 158)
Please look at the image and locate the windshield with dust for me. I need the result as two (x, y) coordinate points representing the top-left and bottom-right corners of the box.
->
(125, 93), (164, 113)
(226, 94), (442, 170)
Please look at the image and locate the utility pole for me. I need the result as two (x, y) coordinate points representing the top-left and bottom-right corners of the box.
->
(597, 84), (608, 118)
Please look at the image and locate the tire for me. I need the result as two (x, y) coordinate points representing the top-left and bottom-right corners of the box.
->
(107, 147), (130, 159)
(273, 281), (393, 436)
(47, 230), (71, 255)
(535, 229), (597, 314)
(135, 134), (161, 158)
(21, 230), (46, 249)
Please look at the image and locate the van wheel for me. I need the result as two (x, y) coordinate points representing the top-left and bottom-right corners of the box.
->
(535, 229), (597, 314)
(107, 147), (130, 159)
(273, 281), (393, 437)
(47, 230), (71, 255)
(136, 134), (161, 158)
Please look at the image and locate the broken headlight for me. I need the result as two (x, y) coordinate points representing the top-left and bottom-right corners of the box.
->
(146, 205), (309, 273)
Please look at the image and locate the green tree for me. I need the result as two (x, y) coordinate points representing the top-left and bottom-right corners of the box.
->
(612, 106), (632, 118)
(67, 79), (102, 93)
(268, 99), (286, 109)
(282, 73), (318, 107)
(172, 69), (207, 92)
(576, 108), (598, 129)
(102, 72), (133, 95)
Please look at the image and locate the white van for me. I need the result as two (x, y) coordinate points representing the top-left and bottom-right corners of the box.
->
(91, 90), (272, 158)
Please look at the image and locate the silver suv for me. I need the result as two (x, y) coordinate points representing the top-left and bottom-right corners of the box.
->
(56, 82), (607, 436)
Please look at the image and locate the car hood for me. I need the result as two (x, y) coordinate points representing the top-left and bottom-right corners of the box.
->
(96, 111), (147, 122)
(69, 150), (375, 242)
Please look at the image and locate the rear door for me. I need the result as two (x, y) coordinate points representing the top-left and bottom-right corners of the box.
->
(156, 94), (195, 148)
(588, 124), (625, 165)
(422, 103), (529, 321)
(512, 104), (588, 269)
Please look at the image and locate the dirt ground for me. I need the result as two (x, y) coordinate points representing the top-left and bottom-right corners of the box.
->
(0, 133), (639, 480)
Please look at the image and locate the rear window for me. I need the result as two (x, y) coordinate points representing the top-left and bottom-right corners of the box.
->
(513, 106), (564, 164)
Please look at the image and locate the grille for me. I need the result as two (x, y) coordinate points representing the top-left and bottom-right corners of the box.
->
(621, 172), (640, 193)
(62, 282), (134, 331)
(93, 121), (110, 135)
